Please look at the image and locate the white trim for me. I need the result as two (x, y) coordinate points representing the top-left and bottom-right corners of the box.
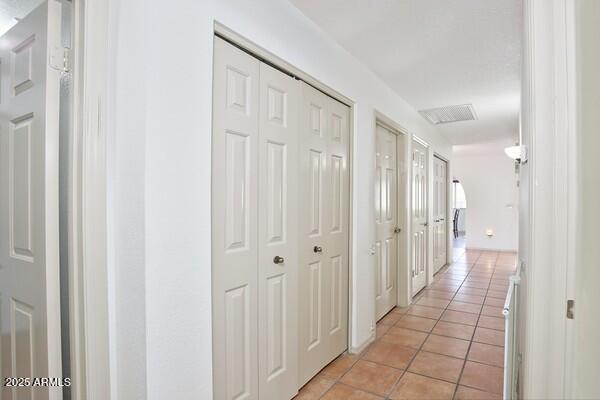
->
(69, 0), (111, 398)
(520, 0), (576, 398)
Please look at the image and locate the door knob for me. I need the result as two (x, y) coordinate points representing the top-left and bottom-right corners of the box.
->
(394, 227), (401, 234)
(273, 256), (285, 265)
(422, 222), (428, 227)
(313, 246), (323, 253)
(440, 218), (445, 221)
(434, 219), (440, 223)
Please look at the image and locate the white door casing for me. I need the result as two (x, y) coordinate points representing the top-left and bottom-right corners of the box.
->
(411, 139), (428, 295)
(298, 83), (349, 387)
(375, 124), (398, 320)
(432, 156), (448, 273)
(257, 61), (299, 400)
(0, 1), (63, 399)
(212, 37), (260, 400)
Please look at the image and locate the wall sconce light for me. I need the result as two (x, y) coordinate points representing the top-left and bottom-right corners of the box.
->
(504, 145), (528, 164)
(486, 229), (494, 238)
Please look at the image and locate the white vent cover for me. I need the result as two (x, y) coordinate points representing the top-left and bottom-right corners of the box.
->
(418, 104), (477, 125)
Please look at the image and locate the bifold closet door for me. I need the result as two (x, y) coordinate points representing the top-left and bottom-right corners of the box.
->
(432, 156), (448, 272)
(375, 125), (399, 321)
(257, 61), (299, 400)
(411, 139), (428, 295)
(298, 83), (350, 386)
(212, 37), (299, 400)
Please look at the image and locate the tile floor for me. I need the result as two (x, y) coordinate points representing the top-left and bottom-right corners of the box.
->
(295, 249), (516, 400)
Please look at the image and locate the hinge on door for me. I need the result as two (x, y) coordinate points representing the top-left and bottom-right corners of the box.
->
(49, 46), (71, 72)
(566, 299), (575, 319)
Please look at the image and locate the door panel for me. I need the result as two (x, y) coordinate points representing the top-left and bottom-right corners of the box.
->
(375, 125), (398, 320)
(0, 2), (63, 399)
(258, 62), (299, 400)
(412, 139), (428, 295)
(212, 37), (260, 400)
(433, 156), (448, 273)
(298, 83), (349, 386)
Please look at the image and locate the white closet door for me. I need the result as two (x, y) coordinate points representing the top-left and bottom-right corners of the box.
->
(411, 139), (428, 295)
(439, 159), (447, 265)
(375, 125), (399, 320)
(257, 62), (299, 400)
(433, 156), (448, 272)
(0, 2), (63, 399)
(212, 37), (260, 400)
(298, 83), (349, 386)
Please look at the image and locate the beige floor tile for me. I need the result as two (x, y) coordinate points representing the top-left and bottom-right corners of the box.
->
(468, 342), (504, 367)
(447, 301), (483, 315)
(376, 323), (392, 339)
(441, 310), (479, 326)
(484, 297), (505, 307)
(416, 297), (451, 309)
(295, 376), (336, 399)
(473, 327), (505, 346)
(395, 315), (437, 332)
(460, 361), (504, 394)
(320, 353), (359, 379)
(478, 316), (504, 331)
(408, 351), (465, 383)
(422, 334), (470, 358)
(407, 305), (444, 319)
(454, 294), (485, 305)
(321, 383), (383, 400)
(481, 305), (503, 318)
(454, 385), (502, 400)
(379, 311), (403, 326)
(363, 340), (417, 370)
(389, 372), (455, 400)
(431, 321), (475, 340)
(340, 360), (403, 397)
(382, 327), (428, 349)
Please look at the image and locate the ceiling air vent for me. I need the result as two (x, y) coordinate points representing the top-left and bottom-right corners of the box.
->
(418, 104), (477, 125)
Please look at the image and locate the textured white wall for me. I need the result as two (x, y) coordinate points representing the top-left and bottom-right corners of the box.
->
(453, 141), (518, 251)
(106, 0), (452, 398)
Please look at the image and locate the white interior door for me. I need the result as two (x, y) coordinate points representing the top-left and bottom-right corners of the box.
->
(257, 61), (299, 400)
(411, 139), (428, 295)
(375, 124), (399, 320)
(298, 83), (349, 387)
(433, 156), (448, 272)
(0, 2), (63, 399)
(212, 37), (260, 400)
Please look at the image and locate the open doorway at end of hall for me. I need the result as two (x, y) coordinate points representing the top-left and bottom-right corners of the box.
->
(452, 179), (467, 256)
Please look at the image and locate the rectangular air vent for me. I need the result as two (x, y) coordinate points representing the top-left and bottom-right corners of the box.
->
(418, 104), (477, 125)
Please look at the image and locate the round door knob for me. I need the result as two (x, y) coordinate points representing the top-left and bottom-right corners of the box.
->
(273, 256), (285, 265)
(313, 246), (323, 253)
(394, 227), (401, 234)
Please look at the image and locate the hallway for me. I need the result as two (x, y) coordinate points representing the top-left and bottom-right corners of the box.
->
(296, 250), (516, 399)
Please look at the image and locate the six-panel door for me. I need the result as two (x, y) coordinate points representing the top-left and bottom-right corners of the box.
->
(0, 2), (63, 399)
(411, 139), (429, 295)
(298, 83), (349, 387)
(375, 124), (399, 321)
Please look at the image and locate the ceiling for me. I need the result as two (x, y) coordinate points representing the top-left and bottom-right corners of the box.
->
(290, 0), (522, 145)
(0, 0), (44, 36)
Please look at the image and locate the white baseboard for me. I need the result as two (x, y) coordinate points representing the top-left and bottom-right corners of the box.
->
(349, 332), (375, 355)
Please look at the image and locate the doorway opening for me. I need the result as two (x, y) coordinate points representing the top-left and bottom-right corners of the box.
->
(452, 179), (467, 253)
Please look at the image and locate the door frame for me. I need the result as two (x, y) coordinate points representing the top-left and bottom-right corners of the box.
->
(213, 22), (357, 353)
(433, 153), (451, 272)
(68, 0), (111, 398)
(373, 111), (411, 308)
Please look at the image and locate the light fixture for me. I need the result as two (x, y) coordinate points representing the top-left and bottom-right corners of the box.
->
(504, 145), (528, 163)
(486, 229), (494, 238)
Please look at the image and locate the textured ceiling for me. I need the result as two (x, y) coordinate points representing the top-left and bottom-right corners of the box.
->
(0, 0), (44, 36)
(290, 0), (522, 145)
